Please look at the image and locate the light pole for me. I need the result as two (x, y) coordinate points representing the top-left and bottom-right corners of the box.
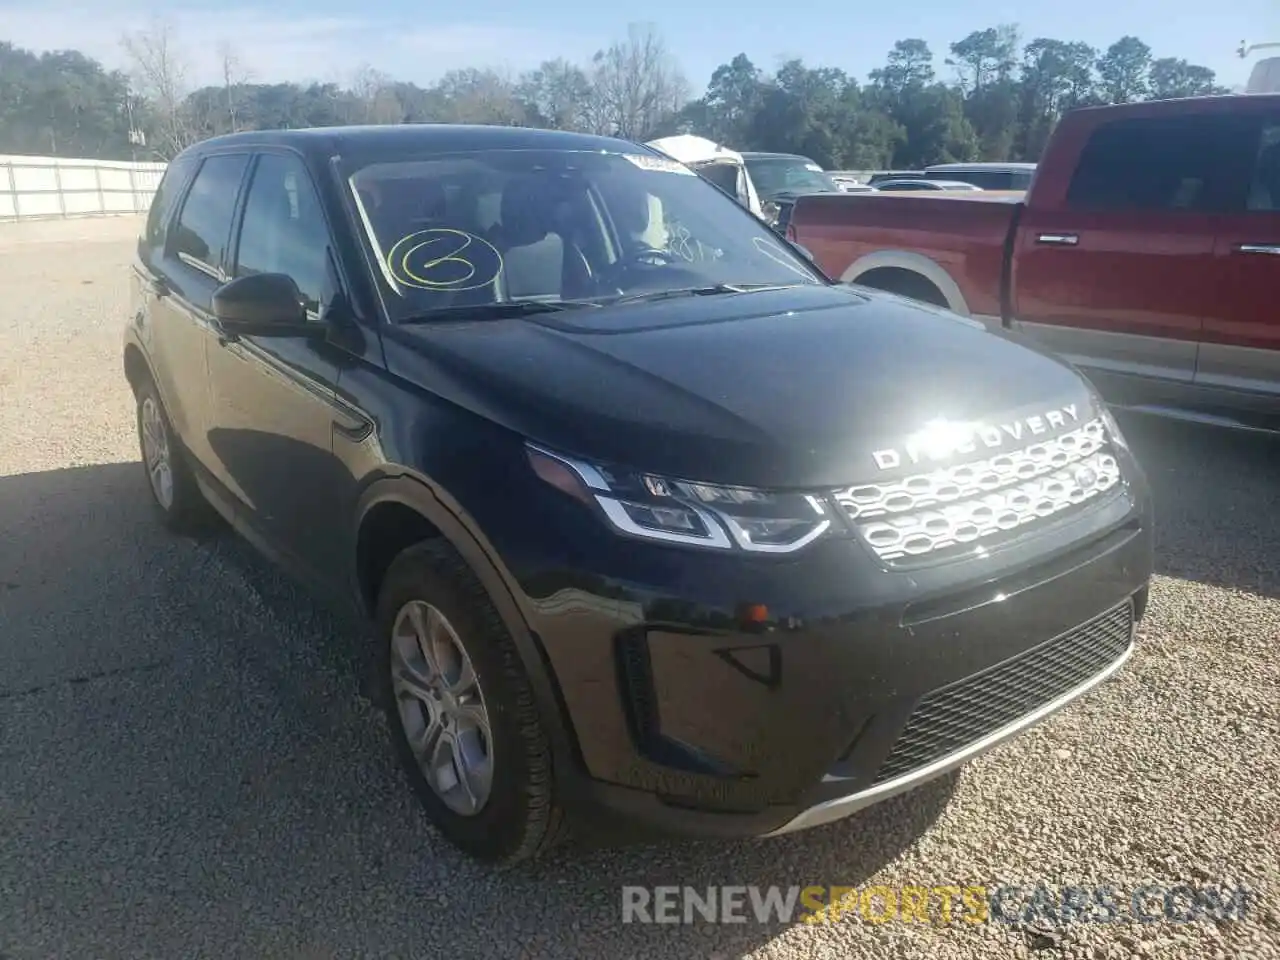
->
(1239, 41), (1280, 59)
(1238, 41), (1280, 93)
(123, 84), (146, 161)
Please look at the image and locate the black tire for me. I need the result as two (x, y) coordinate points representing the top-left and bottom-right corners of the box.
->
(860, 271), (950, 308)
(375, 539), (567, 863)
(134, 376), (219, 536)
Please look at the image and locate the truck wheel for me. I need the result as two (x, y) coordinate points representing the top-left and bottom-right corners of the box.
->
(855, 269), (950, 309)
(375, 539), (567, 863)
(135, 377), (218, 535)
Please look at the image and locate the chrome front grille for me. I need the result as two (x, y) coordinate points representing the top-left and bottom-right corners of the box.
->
(834, 418), (1120, 563)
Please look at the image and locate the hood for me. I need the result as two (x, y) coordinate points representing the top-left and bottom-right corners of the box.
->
(381, 285), (1097, 490)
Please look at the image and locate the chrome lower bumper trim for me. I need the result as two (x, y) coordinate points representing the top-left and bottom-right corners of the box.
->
(762, 635), (1135, 837)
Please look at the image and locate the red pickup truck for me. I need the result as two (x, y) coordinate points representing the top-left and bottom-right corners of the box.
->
(787, 94), (1280, 430)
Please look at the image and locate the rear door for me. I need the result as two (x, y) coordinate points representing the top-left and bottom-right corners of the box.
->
(1010, 113), (1241, 384)
(148, 152), (252, 469)
(132, 153), (198, 427)
(1202, 115), (1280, 398)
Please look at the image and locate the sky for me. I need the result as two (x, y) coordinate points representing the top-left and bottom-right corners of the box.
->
(3, 0), (1279, 96)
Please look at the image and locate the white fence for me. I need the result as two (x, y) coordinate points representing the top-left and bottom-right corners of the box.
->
(0, 155), (167, 221)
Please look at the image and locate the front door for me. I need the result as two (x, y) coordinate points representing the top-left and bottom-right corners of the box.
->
(1011, 112), (1239, 384)
(204, 150), (357, 588)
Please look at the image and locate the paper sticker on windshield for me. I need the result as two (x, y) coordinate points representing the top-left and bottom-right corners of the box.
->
(804, 163), (823, 172)
(622, 154), (696, 175)
(386, 228), (504, 293)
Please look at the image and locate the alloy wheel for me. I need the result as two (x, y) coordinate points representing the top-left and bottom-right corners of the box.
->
(390, 600), (494, 816)
(140, 396), (174, 510)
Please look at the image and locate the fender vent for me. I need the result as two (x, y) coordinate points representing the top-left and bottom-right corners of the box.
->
(614, 628), (747, 778)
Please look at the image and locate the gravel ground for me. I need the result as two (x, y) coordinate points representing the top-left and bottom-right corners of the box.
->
(0, 217), (1277, 960)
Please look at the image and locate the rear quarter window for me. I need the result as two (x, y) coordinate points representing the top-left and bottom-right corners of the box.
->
(142, 155), (197, 252)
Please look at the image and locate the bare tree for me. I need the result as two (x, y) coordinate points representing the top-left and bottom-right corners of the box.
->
(350, 64), (403, 125)
(585, 24), (688, 140)
(216, 39), (250, 132)
(120, 18), (198, 158)
(518, 59), (593, 130)
(436, 68), (527, 125)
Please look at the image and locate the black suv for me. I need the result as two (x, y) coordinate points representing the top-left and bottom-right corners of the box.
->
(125, 124), (1154, 863)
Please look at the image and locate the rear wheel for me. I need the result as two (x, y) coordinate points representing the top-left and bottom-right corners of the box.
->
(854, 269), (950, 308)
(135, 378), (218, 535)
(376, 540), (567, 863)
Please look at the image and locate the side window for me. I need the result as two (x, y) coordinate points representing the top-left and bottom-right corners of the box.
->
(1066, 116), (1237, 213)
(977, 173), (1011, 190)
(1245, 121), (1280, 212)
(170, 154), (250, 277)
(694, 163), (742, 201)
(234, 153), (331, 316)
(143, 155), (196, 251)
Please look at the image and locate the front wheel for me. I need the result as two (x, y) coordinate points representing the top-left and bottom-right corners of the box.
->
(376, 540), (567, 863)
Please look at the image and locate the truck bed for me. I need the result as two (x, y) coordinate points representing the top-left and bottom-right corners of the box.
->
(791, 192), (1023, 321)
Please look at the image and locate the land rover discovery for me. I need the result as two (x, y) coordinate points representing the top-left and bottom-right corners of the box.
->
(124, 124), (1153, 863)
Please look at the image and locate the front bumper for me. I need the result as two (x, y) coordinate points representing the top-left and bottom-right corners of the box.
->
(469, 442), (1154, 839)
(765, 595), (1136, 835)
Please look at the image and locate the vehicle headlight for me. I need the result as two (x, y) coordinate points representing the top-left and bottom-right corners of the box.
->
(526, 444), (832, 553)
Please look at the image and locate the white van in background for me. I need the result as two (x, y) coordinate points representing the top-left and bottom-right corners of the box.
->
(644, 135), (766, 219)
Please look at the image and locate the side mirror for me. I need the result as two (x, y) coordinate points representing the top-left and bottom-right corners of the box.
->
(212, 273), (313, 337)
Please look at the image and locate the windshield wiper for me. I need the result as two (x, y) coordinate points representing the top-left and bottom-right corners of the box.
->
(397, 300), (597, 324)
(397, 284), (804, 321)
(597, 283), (802, 307)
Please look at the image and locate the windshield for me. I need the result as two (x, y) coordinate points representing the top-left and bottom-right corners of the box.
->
(743, 157), (838, 196)
(347, 149), (821, 322)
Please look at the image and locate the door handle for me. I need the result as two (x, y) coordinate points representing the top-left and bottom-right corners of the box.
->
(1036, 233), (1079, 246)
(1234, 243), (1280, 255)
